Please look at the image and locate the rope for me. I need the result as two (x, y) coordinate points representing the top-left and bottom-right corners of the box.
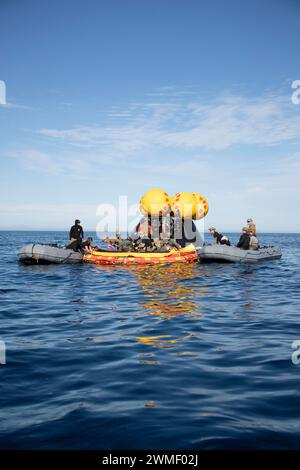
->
(31, 244), (39, 263)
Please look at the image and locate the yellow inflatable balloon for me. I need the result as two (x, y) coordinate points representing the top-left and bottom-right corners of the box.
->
(171, 192), (196, 219)
(193, 193), (209, 220)
(140, 188), (170, 216)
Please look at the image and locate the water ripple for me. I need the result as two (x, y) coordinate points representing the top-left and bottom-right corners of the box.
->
(0, 231), (299, 449)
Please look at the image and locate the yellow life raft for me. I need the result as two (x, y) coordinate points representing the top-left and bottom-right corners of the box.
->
(83, 244), (197, 266)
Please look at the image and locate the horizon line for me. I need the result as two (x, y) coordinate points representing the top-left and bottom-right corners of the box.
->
(0, 229), (299, 234)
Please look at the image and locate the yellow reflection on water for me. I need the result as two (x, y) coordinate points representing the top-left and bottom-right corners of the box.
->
(90, 261), (208, 352)
(135, 333), (194, 349)
(133, 264), (205, 352)
(133, 263), (204, 320)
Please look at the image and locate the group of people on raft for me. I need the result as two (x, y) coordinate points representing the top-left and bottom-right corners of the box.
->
(104, 211), (201, 253)
(208, 218), (259, 250)
(66, 216), (259, 254)
(66, 213), (199, 254)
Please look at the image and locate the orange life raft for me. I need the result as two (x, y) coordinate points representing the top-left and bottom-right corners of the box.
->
(84, 244), (197, 266)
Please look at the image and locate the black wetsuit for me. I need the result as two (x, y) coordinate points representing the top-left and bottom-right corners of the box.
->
(214, 232), (231, 246)
(117, 239), (135, 252)
(237, 233), (250, 250)
(81, 240), (91, 250)
(213, 231), (223, 244)
(69, 224), (84, 240)
(66, 238), (82, 252)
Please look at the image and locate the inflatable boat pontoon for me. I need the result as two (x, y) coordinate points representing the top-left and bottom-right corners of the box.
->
(197, 245), (282, 264)
(84, 244), (197, 265)
(17, 244), (83, 264)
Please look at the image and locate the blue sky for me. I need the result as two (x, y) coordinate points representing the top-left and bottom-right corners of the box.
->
(0, 0), (300, 231)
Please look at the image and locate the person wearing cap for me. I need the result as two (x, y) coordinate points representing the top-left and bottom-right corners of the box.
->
(247, 218), (256, 235)
(69, 219), (84, 242)
(237, 227), (250, 250)
(208, 227), (231, 246)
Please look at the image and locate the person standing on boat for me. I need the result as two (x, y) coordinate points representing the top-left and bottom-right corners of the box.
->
(247, 218), (256, 235)
(69, 219), (84, 242)
(237, 227), (250, 250)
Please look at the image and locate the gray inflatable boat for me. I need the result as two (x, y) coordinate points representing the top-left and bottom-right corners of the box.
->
(17, 243), (83, 265)
(197, 245), (282, 264)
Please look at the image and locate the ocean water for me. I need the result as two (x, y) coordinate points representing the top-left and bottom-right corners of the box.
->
(0, 231), (300, 450)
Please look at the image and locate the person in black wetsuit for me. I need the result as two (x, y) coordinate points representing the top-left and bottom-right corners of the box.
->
(69, 219), (84, 241)
(237, 227), (250, 250)
(81, 237), (93, 253)
(66, 238), (82, 252)
(66, 236), (93, 253)
(208, 227), (231, 246)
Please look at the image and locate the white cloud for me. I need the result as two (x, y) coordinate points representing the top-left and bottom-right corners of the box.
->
(2, 151), (300, 231)
(10, 149), (112, 178)
(4, 88), (300, 231)
(17, 149), (63, 175)
(0, 203), (99, 230)
(36, 92), (300, 153)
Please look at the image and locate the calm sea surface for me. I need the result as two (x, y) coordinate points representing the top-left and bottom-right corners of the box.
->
(0, 231), (300, 449)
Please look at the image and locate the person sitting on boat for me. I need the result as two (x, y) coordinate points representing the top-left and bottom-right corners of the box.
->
(117, 238), (135, 252)
(208, 227), (231, 246)
(132, 217), (155, 251)
(66, 237), (82, 252)
(134, 237), (154, 252)
(81, 237), (93, 253)
(249, 230), (259, 250)
(247, 218), (256, 235)
(102, 232), (122, 249)
(237, 227), (250, 250)
(69, 219), (84, 242)
(102, 234), (131, 252)
(102, 237), (116, 250)
(152, 235), (181, 252)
